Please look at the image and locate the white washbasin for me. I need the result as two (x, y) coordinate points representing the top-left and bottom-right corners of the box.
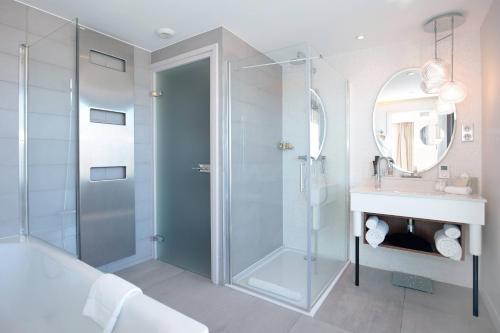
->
(351, 185), (485, 203)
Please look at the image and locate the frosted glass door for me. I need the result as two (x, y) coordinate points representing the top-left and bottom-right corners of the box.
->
(155, 58), (211, 277)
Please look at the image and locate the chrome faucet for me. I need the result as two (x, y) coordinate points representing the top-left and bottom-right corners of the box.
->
(375, 157), (393, 190)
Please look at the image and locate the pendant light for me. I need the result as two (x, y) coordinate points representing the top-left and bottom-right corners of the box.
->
(439, 16), (467, 104)
(421, 19), (448, 94)
(422, 13), (467, 104)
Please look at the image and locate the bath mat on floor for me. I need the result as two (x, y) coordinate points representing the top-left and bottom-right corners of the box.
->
(392, 271), (433, 293)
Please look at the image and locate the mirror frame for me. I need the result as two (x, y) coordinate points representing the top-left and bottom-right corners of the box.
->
(310, 88), (327, 160)
(372, 67), (457, 173)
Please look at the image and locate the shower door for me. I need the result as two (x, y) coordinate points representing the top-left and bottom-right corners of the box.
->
(26, 20), (78, 255)
(228, 45), (313, 310)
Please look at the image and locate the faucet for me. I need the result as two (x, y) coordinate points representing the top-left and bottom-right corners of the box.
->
(375, 156), (393, 190)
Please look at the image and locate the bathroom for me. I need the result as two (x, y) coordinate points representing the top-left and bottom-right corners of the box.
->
(0, 0), (499, 332)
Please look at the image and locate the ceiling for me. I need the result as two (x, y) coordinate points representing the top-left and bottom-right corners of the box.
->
(19, 0), (492, 55)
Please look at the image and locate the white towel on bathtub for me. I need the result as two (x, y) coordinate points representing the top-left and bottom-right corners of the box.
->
(83, 273), (142, 333)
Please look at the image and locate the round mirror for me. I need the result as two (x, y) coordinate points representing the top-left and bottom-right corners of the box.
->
(310, 88), (327, 160)
(373, 68), (456, 173)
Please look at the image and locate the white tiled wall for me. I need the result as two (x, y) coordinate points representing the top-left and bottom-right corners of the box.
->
(0, 0), (25, 238)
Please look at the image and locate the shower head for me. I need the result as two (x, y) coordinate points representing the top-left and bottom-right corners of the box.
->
(289, 51), (307, 65)
(288, 52), (318, 76)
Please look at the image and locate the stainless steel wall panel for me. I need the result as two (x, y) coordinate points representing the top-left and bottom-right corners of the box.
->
(78, 28), (135, 267)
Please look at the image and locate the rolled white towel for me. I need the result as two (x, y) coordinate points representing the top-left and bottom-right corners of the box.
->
(365, 220), (389, 248)
(444, 186), (472, 195)
(434, 229), (462, 259)
(450, 246), (463, 261)
(83, 274), (142, 333)
(365, 216), (379, 229)
(443, 224), (461, 239)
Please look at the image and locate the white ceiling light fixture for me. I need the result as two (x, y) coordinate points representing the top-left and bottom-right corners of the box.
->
(421, 13), (467, 105)
(156, 27), (176, 39)
(356, 35), (365, 40)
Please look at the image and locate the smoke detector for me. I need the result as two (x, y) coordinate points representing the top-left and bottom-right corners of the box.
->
(156, 28), (175, 39)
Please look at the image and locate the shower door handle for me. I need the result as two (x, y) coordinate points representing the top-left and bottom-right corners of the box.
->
(192, 163), (210, 173)
(299, 162), (304, 193)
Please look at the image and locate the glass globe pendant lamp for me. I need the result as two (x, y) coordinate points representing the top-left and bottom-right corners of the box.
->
(439, 15), (467, 104)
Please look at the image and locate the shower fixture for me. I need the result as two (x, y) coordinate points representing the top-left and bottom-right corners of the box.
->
(290, 51), (307, 65)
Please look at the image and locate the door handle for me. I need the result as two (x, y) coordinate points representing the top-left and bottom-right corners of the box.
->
(192, 163), (210, 173)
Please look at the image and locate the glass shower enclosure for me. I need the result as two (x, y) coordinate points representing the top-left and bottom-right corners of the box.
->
(227, 44), (349, 312)
(22, 19), (78, 255)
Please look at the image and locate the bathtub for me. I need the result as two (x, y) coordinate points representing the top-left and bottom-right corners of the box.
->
(0, 236), (208, 333)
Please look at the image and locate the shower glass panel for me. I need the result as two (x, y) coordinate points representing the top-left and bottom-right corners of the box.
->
(228, 45), (348, 311)
(27, 21), (78, 255)
(309, 50), (349, 305)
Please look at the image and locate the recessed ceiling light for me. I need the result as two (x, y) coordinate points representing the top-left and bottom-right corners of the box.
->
(407, 72), (416, 76)
(356, 35), (365, 40)
(156, 28), (175, 39)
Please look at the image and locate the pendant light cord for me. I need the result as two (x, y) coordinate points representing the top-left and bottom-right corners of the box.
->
(451, 15), (455, 81)
(434, 20), (437, 59)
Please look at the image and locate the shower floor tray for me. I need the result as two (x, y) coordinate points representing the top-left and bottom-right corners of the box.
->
(232, 247), (346, 309)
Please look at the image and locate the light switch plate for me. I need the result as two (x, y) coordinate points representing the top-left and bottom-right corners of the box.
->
(462, 123), (474, 142)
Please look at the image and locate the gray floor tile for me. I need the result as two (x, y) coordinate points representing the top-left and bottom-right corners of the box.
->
(150, 271), (259, 332)
(116, 260), (496, 333)
(116, 259), (184, 290)
(402, 282), (496, 333)
(401, 302), (495, 333)
(314, 265), (404, 333)
(404, 280), (485, 317)
(219, 297), (300, 333)
(289, 316), (352, 333)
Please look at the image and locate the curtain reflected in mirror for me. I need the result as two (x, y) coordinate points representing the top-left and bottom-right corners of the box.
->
(394, 122), (414, 172)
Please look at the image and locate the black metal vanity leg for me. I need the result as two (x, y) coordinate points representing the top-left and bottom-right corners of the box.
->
(355, 236), (359, 286)
(473, 255), (479, 317)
